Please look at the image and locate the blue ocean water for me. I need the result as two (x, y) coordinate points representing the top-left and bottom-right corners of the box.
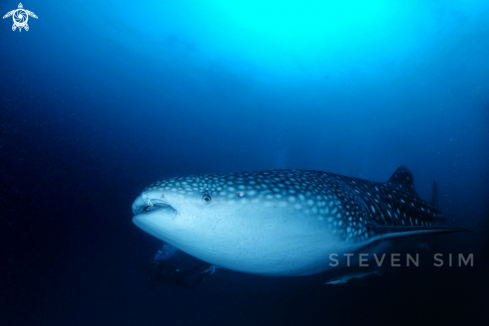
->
(1, 1), (488, 325)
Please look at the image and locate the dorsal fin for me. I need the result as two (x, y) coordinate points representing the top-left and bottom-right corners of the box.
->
(387, 166), (416, 194)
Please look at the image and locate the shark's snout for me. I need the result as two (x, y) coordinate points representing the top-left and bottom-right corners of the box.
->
(132, 190), (178, 242)
(132, 194), (148, 214)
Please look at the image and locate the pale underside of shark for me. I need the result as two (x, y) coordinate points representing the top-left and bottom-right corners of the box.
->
(132, 167), (466, 276)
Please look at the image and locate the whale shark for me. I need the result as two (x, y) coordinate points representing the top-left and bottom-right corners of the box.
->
(132, 167), (466, 276)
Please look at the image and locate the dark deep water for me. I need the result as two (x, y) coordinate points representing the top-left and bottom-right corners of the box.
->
(1, 1), (489, 325)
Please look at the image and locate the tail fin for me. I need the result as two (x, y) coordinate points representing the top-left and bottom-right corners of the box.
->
(431, 181), (439, 210)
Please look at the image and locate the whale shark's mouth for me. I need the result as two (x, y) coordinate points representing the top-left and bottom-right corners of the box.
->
(132, 194), (175, 215)
(135, 203), (174, 216)
(141, 204), (170, 212)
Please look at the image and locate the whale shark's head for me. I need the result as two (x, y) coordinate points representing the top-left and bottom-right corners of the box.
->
(132, 174), (227, 257)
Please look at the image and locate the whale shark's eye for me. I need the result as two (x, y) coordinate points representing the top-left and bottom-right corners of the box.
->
(202, 194), (212, 204)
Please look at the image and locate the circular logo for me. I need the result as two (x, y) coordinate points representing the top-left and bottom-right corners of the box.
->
(13, 9), (27, 27)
